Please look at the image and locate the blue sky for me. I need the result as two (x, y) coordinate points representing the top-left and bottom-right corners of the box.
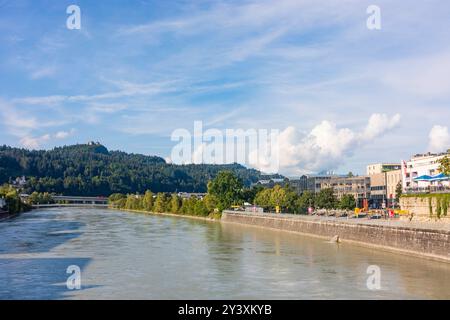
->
(1, 0), (450, 176)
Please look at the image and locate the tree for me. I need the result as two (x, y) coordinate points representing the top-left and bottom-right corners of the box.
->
(295, 191), (315, 214)
(169, 194), (181, 213)
(438, 156), (450, 176)
(0, 143), (274, 197)
(269, 185), (287, 211)
(254, 188), (272, 209)
(153, 193), (167, 213)
(339, 194), (356, 210)
(315, 188), (337, 209)
(142, 190), (154, 211)
(395, 182), (403, 203)
(203, 194), (217, 212)
(207, 171), (243, 211)
(194, 200), (209, 216)
(242, 185), (263, 203)
(283, 186), (299, 213)
(125, 194), (141, 210)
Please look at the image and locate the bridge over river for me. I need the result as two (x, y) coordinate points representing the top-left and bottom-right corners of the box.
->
(20, 195), (108, 208)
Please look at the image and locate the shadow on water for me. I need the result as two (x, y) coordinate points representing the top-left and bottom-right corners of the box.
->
(0, 257), (98, 299)
(0, 209), (101, 299)
(0, 212), (84, 254)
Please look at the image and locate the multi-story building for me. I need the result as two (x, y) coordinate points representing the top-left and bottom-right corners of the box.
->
(321, 175), (371, 208)
(402, 152), (450, 192)
(386, 169), (402, 202)
(286, 175), (308, 194)
(254, 178), (288, 189)
(366, 163), (401, 176)
(369, 172), (387, 208)
(366, 163), (402, 208)
(306, 175), (333, 193)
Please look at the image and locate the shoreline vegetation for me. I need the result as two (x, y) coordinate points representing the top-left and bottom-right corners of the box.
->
(0, 185), (30, 216)
(107, 171), (360, 219)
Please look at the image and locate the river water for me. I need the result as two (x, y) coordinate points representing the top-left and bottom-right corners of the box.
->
(1, 208), (449, 299)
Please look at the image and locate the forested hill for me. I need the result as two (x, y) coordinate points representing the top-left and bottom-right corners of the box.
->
(0, 143), (279, 196)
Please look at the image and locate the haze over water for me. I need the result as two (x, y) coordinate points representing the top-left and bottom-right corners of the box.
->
(1, 208), (449, 299)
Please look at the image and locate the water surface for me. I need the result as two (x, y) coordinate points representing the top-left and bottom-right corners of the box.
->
(1, 208), (449, 299)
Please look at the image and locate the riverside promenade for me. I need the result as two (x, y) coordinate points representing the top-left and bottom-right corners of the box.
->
(221, 210), (450, 263)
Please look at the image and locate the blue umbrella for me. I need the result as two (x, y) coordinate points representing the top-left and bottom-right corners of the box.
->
(414, 175), (432, 181)
(430, 173), (449, 181)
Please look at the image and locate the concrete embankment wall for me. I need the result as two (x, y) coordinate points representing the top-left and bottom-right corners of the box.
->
(221, 211), (450, 262)
(400, 196), (450, 221)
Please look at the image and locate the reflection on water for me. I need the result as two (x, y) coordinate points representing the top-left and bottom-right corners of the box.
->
(0, 208), (449, 299)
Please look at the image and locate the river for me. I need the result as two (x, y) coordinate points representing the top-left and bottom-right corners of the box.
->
(1, 208), (449, 299)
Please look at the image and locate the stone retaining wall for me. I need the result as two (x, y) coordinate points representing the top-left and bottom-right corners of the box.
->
(400, 196), (450, 220)
(221, 211), (450, 262)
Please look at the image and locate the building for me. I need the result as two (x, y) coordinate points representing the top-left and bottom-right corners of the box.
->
(306, 175), (333, 193)
(177, 192), (207, 199)
(366, 163), (402, 208)
(402, 152), (450, 192)
(321, 175), (371, 208)
(386, 169), (402, 203)
(366, 163), (401, 176)
(402, 152), (450, 190)
(369, 172), (387, 208)
(286, 175), (308, 194)
(254, 178), (288, 189)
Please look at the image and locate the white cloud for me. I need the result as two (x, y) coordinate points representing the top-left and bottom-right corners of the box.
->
(19, 134), (51, 149)
(428, 125), (450, 153)
(362, 113), (401, 140)
(267, 113), (401, 175)
(55, 129), (75, 139)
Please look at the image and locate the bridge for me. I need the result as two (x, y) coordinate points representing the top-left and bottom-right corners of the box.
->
(20, 194), (109, 208)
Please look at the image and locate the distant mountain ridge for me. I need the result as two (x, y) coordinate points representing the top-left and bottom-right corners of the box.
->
(0, 143), (282, 196)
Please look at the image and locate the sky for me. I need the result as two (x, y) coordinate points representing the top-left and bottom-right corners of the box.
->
(1, 0), (450, 176)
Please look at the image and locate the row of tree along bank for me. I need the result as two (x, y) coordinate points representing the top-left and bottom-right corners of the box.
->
(0, 185), (30, 215)
(108, 171), (359, 218)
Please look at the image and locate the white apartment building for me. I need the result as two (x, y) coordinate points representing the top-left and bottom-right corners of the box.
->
(402, 152), (449, 191)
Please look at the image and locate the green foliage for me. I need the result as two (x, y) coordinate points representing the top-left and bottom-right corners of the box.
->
(27, 191), (54, 205)
(125, 194), (142, 210)
(395, 182), (403, 203)
(207, 171), (243, 211)
(315, 188), (338, 209)
(0, 184), (30, 214)
(339, 194), (356, 210)
(142, 190), (154, 211)
(438, 156), (450, 176)
(153, 193), (167, 213)
(169, 194), (181, 214)
(0, 144), (278, 196)
(194, 200), (209, 216)
(295, 191), (315, 214)
(254, 188), (272, 209)
(429, 197), (433, 217)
